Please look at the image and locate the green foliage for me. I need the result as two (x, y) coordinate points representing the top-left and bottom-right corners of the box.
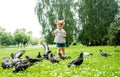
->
(0, 46), (120, 77)
(45, 32), (54, 44)
(78, 0), (118, 46)
(14, 28), (31, 48)
(107, 22), (120, 46)
(0, 27), (40, 48)
(0, 27), (14, 48)
(0, 32), (13, 46)
(35, 0), (77, 46)
(36, 0), (119, 46)
(31, 37), (40, 45)
(71, 40), (77, 46)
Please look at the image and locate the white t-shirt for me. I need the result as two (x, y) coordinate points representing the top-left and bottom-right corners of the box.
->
(54, 29), (66, 43)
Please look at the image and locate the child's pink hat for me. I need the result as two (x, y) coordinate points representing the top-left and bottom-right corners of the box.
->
(54, 19), (65, 25)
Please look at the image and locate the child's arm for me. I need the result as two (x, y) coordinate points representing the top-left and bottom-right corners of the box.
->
(63, 30), (66, 38)
(52, 29), (57, 36)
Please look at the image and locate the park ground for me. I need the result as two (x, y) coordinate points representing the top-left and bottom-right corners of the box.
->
(0, 45), (120, 77)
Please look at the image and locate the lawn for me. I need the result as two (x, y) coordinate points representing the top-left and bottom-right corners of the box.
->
(0, 45), (120, 77)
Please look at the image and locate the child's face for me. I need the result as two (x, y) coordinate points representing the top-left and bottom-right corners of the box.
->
(57, 23), (63, 29)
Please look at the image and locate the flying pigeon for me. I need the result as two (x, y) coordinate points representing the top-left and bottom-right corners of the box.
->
(11, 50), (25, 59)
(40, 42), (51, 59)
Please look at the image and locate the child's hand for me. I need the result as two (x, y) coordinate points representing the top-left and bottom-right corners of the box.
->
(52, 32), (55, 35)
(63, 34), (66, 38)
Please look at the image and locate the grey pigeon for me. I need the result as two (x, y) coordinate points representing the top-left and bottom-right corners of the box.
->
(11, 58), (22, 67)
(14, 50), (25, 59)
(1, 57), (12, 69)
(11, 50), (25, 59)
(100, 49), (111, 57)
(40, 42), (51, 60)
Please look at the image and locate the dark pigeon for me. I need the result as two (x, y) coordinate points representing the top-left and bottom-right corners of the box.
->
(58, 53), (71, 60)
(37, 52), (42, 58)
(11, 53), (15, 59)
(25, 56), (41, 63)
(58, 53), (66, 60)
(49, 53), (59, 63)
(12, 63), (33, 73)
(20, 58), (29, 64)
(67, 52), (83, 67)
(1, 62), (11, 69)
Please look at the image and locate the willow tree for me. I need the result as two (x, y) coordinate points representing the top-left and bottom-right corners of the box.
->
(35, 0), (79, 46)
(78, 0), (118, 46)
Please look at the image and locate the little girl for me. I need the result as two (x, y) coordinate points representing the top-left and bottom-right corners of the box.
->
(52, 19), (66, 57)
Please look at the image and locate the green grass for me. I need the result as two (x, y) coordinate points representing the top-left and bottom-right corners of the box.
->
(0, 45), (120, 77)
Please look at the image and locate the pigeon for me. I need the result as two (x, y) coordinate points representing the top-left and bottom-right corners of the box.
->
(11, 58), (22, 67)
(1, 57), (12, 69)
(99, 49), (111, 57)
(58, 53), (66, 60)
(20, 58), (29, 64)
(67, 52), (83, 67)
(49, 53), (59, 63)
(2, 57), (10, 62)
(10, 50), (25, 67)
(83, 51), (93, 56)
(40, 42), (51, 60)
(25, 56), (41, 63)
(37, 52), (42, 58)
(11, 50), (25, 59)
(14, 50), (25, 58)
(11, 53), (15, 59)
(58, 53), (71, 60)
(1, 62), (11, 69)
(12, 63), (33, 73)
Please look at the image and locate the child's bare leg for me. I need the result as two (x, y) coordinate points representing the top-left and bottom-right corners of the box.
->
(61, 47), (65, 56)
(57, 47), (61, 55)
